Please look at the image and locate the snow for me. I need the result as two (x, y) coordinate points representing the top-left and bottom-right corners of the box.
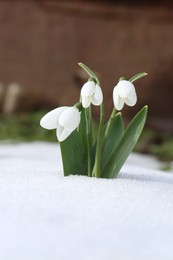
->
(0, 142), (173, 260)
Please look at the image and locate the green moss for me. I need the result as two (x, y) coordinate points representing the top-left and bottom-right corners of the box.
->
(135, 128), (173, 163)
(0, 111), (56, 142)
(150, 141), (173, 162)
(160, 163), (172, 171)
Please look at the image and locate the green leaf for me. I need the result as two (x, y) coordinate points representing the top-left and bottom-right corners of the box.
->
(101, 113), (124, 168)
(78, 108), (87, 151)
(60, 130), (87, 176)
(129, 72), (148, 83)
(101, 106), (148, 178)
(78, 62), (100, 85)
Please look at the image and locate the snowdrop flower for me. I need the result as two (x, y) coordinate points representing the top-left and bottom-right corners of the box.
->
(81, 81), (103, 108)
(113, 80), (137, 111)
(40, 106), (80, 142)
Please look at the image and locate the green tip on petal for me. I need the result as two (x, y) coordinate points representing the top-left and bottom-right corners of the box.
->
(119, 76), (126, 81)
(75, 102), (83, 111)
(88, 77), (97, 83)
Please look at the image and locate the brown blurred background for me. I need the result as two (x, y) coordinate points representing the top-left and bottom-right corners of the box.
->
(0, 0), (173, 134)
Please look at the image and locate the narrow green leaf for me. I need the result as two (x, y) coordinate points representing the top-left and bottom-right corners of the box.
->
(78, 109), (87, 151)
(101, 106), (148, 178)
(101, 113), (124, 168)
(129, 72), (148, 83)
(60, 130), (87, 176)
(91, 120), (98, 145)
(78, 109), (99, 175)
(78, 62), (100, 85)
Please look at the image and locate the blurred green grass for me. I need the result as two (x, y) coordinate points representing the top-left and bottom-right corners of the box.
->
(0, 111), (173, 163)
(135, 128), (173, 162)
(0, 111), (56, 142)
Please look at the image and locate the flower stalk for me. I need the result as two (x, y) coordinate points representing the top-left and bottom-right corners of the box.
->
(85, 106), (92, 177)
(92, 102), (104, 178)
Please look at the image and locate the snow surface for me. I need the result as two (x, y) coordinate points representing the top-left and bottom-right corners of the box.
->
(0, 142), (173, 260)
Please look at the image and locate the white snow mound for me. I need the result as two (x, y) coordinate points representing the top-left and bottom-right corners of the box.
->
(0, 142), (173, 260)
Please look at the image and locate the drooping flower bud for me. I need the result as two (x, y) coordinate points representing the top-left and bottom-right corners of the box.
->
(81, 81), (103, 108)
(113, 80), (137, 111)
(40, 106), (81, 142)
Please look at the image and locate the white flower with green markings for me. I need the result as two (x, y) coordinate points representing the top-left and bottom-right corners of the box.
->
(113, 80), (137, 111)
(81, 81), (103, 108)
(40, 106), (80, 142)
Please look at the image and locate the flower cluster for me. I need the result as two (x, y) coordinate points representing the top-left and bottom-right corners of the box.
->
(40, 63), (148, 179)
(41, 78), (137, 142)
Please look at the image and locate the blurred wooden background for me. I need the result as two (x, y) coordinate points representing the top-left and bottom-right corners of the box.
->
(0, 0), (173, 133)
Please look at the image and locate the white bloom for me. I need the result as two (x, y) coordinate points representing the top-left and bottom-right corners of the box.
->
(40, 106), (80, 142)
(81, 81), (103, 108)
(113, 80), (137, 111)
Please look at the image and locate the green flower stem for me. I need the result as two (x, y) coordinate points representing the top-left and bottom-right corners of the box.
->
(89, 106), (93, 145)
(85, 107), (92, 177)
(129, 72), (147, 83)
(104, 108), (117, 141)
(92, 102), (104, 178)
(78, 62), (100, 85)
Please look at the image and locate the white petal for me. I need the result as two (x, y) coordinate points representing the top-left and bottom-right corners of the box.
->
(82, 96), (91, 108)
(115, 96), (124, 110)
(91, 84), (103, 106)
(59, 107), (80, 132)
(81, 81), (95, 97)
(40, 107), (67, 130)
(125, 91), (137, 106)
(113, 88), (124, 110)
(116, 80), (135, 99)
(56, 124), (64, 141)
(57, 126), (71, 142)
